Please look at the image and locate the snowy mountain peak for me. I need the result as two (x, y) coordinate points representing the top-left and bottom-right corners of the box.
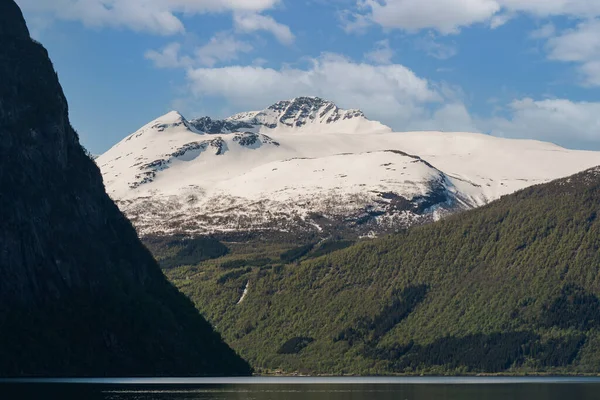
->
(118, 110), (200, 146)
(161, 110), (185, 121)
(149, 110), (196, 133)
(98, 107), (600, 238)
(190, 97), (391, 135)
(261, 96), (367, 128)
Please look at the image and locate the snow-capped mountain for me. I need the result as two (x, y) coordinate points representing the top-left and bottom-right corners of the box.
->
(97, 97), (600, 238)
(189, 97), (391, 135)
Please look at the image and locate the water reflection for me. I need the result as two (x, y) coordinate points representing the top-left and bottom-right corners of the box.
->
(3, 378), (600, 400)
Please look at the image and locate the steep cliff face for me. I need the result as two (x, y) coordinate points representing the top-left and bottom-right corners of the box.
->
(0, 0), (250, 377)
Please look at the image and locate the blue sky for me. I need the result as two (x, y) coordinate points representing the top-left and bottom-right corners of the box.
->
(17, 0), (600, 154)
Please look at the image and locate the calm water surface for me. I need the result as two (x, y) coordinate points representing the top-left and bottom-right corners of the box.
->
(2, 377), (600, 399)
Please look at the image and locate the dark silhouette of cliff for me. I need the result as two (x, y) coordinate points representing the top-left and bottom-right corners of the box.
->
(0, 0), (251, 377)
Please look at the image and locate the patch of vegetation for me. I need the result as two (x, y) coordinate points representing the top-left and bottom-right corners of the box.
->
(246, 258), (275, 267)
(336, 285), (428, 345)
(220, 259), (247, 269)
(220, 257), (275, 269)
(307, 240), (354, 259)
(374, 332), (586, 373)
(144, 236), (229, 269)
(277, 337), (315, 354)
(217, 267), (252, 285)
(280, 243), (316, 263)
(541, 285), (600, 331)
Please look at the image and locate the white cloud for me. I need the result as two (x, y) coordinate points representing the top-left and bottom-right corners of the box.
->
(546, 19), (600, 86)
(186, 53), (441, 127)
(353, 0), (600, 35)
(408, 103), (478, 132)
(182, 52), (600, 147)
(16, 0), (281, 35)
(146, 46), (600, 148)
(233, 12), (294, 45)
(581, 61), (600, 86)
(252, 57), (269, 66)
(489, 12), (512, 29)
(530, 23), (555, 39)
(145, 42), (193, 68)
(498, 0), (600, 18)
(339, 10), (372, 34)
(145, 33), (253, 69)
(184, 52), (600, 146)
(349, 1), (600, 88)
(415, 32), (458, 59)
(195, 32), (253, 66)
(547, 20), (600, 62)
(361, 0), (500, 35)
(364, 40), (394, 64)
(486, 98), (600, 146)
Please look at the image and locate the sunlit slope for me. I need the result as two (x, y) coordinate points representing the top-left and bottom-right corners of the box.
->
(98, 99), (600, 238)
(168, 167), (600, 375)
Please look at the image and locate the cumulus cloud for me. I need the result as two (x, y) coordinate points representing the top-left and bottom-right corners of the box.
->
(359, 0), (500, 35)
(489, 12), (512, 29)
(145, 33), (253, 68)
(498, 0), (600, 18)
(145, 42), (193, 68)
(181, 52), (600, 147)
(347, 1), (600, 87)
(186, 53), (441, 127)
(546, 19), (600, 86)
(405, 103), (478, 132)
(364, 40), (394, 64)
(351, 0), (600, 35)
(415, 32), (458, 59)
(547, 20), (600, 62)
(529, 23), (555, 39)
(339, 10), (372, 34)
(233, 12), (294, 45)
(580, 61), (600, 86)
(486, 98), (600, 147)
(16, 0), (281, 35)
(195, 32), (253, 66)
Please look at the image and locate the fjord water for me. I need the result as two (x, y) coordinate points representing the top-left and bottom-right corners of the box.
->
(5, 377), (600, 399)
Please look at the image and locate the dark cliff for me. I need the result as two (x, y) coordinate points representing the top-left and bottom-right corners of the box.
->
(0, 0), (251, 377)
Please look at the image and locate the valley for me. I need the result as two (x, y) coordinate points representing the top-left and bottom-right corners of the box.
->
(95, 97), (600, 375)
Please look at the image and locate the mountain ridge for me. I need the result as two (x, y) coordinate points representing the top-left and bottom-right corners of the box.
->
(97, 99), (600, 240)
(188, 96), (392, 135)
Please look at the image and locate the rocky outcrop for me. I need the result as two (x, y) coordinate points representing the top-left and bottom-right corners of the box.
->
(0, 0), (250, 377)
(188, 96), (390, 134)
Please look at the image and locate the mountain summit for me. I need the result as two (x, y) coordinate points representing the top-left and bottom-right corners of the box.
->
(190, 96), (392, 135)
(0, 0), (250, 376)
(98, 98), (600, 239)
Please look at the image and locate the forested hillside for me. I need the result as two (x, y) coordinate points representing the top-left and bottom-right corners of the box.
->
(168, 167), (600, 374)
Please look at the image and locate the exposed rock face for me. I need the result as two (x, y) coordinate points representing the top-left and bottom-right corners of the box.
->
(0, 0), (250, 377)
(191, 116), (254, 134)
(188, 96), (391, 135)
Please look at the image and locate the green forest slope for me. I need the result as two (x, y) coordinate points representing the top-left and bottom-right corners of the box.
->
(167, 167), (600, 375)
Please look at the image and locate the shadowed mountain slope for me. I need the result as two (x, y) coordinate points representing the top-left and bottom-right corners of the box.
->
(0, 0), (250, 377)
